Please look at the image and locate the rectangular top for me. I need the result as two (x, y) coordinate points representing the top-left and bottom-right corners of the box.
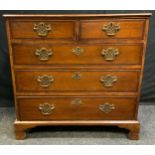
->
(3, 13), (152, 18)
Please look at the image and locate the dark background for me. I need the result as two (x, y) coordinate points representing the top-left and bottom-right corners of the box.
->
(0, 10), (155, 107)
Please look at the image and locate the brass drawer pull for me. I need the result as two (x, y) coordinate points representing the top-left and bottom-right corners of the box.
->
(99, 103), (115, 113)
(72, 47), (84, 56)
(102, 22), (120, 36)
(35, 48), (53, 61)
(33, 22), (52, 37)
(38, 103), (55, 115)
(72, 72), (82, 80)
(101, 48), (119, 61)
(71, 98), (82, 105)
(100, 75), (117, 87)
(37, 75), (54, 88)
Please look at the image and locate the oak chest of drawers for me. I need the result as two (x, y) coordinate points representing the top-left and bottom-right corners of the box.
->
(5, 13), (151, 140)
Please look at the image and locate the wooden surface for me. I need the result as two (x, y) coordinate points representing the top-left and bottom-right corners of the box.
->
(11, 21), (76, 39)
(15, 70), (140, 92)
(80, 20), (145, 39)
(10, 19), (145, 39)
(5, 13), (151, 140)
(17, 96), (137, 121)
(13, 44), (143, 65)
(3, 13), (152, 18)
(14, 120), (140, 140)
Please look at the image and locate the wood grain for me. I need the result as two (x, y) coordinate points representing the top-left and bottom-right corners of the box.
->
(17, 96), (137, 121)
(14, 120), (140, 140)
(80, 20), (145, 39)
(12, 44), (143, 65)
(15, 70), (140, 92)
(10, 20), (76, 39)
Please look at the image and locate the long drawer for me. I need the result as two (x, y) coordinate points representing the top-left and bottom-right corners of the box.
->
(17, 96), (137, 121)
(15, 70), (140, 92)
(12, 44), (143, 65)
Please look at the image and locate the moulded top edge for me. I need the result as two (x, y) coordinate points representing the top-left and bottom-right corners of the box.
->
(3, 13), (152, 18)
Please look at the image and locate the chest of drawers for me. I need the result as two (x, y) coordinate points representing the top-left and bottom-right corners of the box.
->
(5, 13), (151, 140)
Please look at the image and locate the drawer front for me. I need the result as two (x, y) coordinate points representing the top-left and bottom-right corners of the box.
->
(80, 20), (145, 39)
(15, 71), (140, 92)
(10, 21), (76, 39)
(13, 44), (143, 65)
(17, 97), (137, 120)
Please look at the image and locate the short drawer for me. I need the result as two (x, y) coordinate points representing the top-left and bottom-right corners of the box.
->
(10, 20), (76, 39)
(13, 44), (143, 65)
(15, 70), (140, 92)
(17, 96), (137, 121)
(80, 20), (145, 39)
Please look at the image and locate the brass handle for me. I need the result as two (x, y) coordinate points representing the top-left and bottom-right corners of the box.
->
(72, 72), (82, 80)
(38, 103), (55, 115)
(37, 75), (54, 88)
(71, 98), (82, 105)
(35, 48), (53, 61)
(99, 103), (115, 113)
(33, 22), (52, 37)
(100, 75), (117, 87)
(72, 47), (84, 56)
(101, 48), (119, 61)
(102, 22), (120, 36)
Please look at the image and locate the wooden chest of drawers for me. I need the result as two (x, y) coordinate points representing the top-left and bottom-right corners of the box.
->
(5, 13), (151, 140)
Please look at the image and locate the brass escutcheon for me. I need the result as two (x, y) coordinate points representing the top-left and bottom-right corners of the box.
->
(35, 48), (53, 61)
(38, 103), (55, 115)
(99, 103), (115, 113)
(100, 75), (117, 87)
(72, 72), (82, 80)
(72, 47), (84, 56)
(102, 22), (120, 36)
(101, 48), (119, 61)
(33, 22), (51, 37)
(71, 98), (82, 105)
(37, 75), (54, 88)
